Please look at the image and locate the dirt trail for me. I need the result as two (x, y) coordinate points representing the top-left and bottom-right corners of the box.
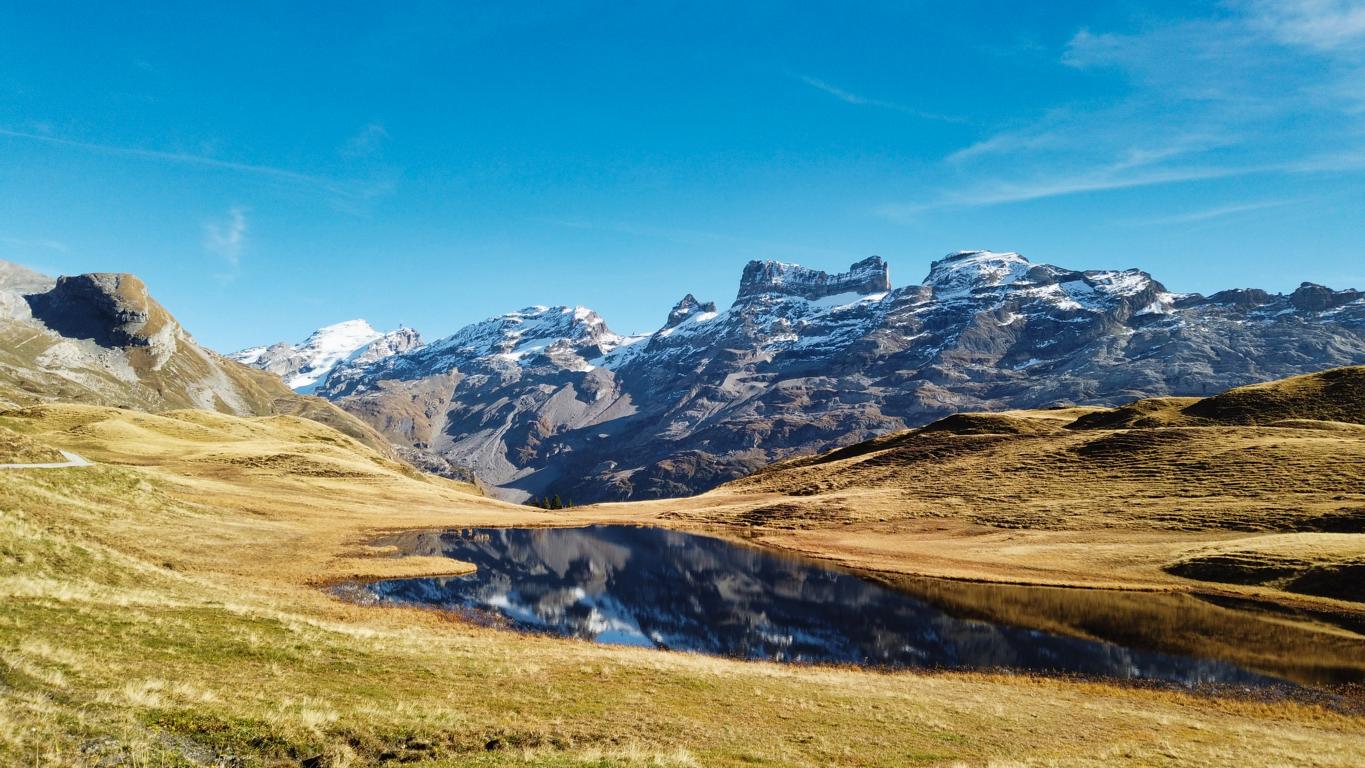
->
(0, 449), (92, 469)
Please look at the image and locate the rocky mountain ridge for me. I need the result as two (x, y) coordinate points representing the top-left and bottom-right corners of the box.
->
(276, 249), (1365, 503)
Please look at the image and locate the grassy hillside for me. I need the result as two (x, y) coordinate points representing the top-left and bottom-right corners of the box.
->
(698, 367), (1365, 610)
(0, 317), (396, 455)
(0, 424), (64, 464)
(729, 367), (1365, 528)
(2, 400), (1362, 766)
(1184, 366), (1365, 425)
(1066, 366), (1365, 429)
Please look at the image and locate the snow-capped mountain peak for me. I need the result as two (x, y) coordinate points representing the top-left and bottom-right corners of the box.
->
(231, 318), (399, 392)
(425, 305), (626, 363)
(924, 250), (1033, 299)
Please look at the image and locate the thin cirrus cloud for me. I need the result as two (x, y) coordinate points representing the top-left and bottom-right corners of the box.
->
(1242, 0), (1365, 51)
(0, 128), (394, 208)
(1121, 198), (1308, 227)
(878, 1), (1365, 219)
(203, 206), (247, 282)
(874, 162), (1259, 221)
(796, 75), (966, 123)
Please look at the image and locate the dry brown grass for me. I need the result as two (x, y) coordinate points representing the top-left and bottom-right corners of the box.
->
(1, 399), (1363, 765)
(1167, 534), (1365, 602)
(686, 368), (1364, 616)
(0, 424), (64, 464)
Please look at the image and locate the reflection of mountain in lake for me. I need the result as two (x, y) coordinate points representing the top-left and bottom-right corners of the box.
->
(361, 525), (1282, 687)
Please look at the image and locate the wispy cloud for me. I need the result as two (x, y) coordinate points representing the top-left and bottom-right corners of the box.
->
(1241, 0), (1365, 51)
(341, 122), (389, 158)
(945, 125), (1066, 164)
(203, 206), (247, 282)
(796, 75), (965, 123)
(0, 128), (394, 208)
(876, 163), (1260, 220)
(1122, 198), (1308, 227)
(880, 2), (1365, 216)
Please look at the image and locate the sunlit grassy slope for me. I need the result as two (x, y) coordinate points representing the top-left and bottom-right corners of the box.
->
(2, 400), (1363, 766)
(717, 367), (1365, 604)
(0, 424), (64, 463)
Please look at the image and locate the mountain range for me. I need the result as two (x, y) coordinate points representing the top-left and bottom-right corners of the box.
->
(232, 250), (1365, 503)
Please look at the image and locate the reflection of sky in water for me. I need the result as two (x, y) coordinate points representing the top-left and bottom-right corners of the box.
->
(357, 525), (1290, 688)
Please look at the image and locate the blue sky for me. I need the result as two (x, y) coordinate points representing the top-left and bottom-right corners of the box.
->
(3, 1), (1364, 350)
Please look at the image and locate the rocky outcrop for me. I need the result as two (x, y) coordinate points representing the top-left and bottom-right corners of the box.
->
(300, 251), (1365, 503)
(0, 261), (55, 320)
(1206, 288), (1274, 308)
(736, 255), (890, 300)
(1290, 282), (1361, 312)
(25, 273), (178, 365)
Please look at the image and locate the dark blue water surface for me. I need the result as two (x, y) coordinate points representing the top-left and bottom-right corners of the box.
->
(351, 525), (1297, 688)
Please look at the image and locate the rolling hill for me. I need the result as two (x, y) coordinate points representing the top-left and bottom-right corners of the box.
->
(717, 366), (1365, 603)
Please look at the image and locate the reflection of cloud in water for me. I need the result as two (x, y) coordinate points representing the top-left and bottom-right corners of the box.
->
(362, 525), (1286, 688)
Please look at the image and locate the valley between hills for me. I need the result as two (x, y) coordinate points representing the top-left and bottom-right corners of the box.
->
(1, 259), (1364, 766)
(1, 365), (1363, 766)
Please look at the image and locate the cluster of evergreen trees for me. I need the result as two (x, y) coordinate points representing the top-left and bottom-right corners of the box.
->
(530, 494), (573, 510)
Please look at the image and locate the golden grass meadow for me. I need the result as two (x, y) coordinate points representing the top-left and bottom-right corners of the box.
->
(0, 369), (1363, 766)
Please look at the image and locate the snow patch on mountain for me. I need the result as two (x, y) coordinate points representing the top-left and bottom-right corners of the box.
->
(1089, 270), (1155, 296)
(231, 319), (399, 392)
(424, 305), (637, 366)
(737, 255), (890, 300)
(925, 250), (1032, 299)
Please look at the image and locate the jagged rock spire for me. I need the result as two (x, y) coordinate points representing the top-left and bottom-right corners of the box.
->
(666, 294), (717, 327)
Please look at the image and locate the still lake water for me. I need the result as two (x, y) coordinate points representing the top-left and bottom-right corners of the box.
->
(349, 525), (1301, 688)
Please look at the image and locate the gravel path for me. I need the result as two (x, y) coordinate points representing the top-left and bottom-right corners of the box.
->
(0, 450), (92, 469)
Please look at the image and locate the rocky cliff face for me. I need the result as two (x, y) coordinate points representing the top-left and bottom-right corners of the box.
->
(26, 273), (180, 367)
(736, 255), (891, 300)
(306, 250), (1365, 503)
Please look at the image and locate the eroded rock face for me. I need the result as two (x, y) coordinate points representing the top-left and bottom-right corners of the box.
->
(25, 273), (178, 365)
(736, 255), (890, 300)
(1290, 282), (1361, 312)
(312, 251), (1365, 504)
